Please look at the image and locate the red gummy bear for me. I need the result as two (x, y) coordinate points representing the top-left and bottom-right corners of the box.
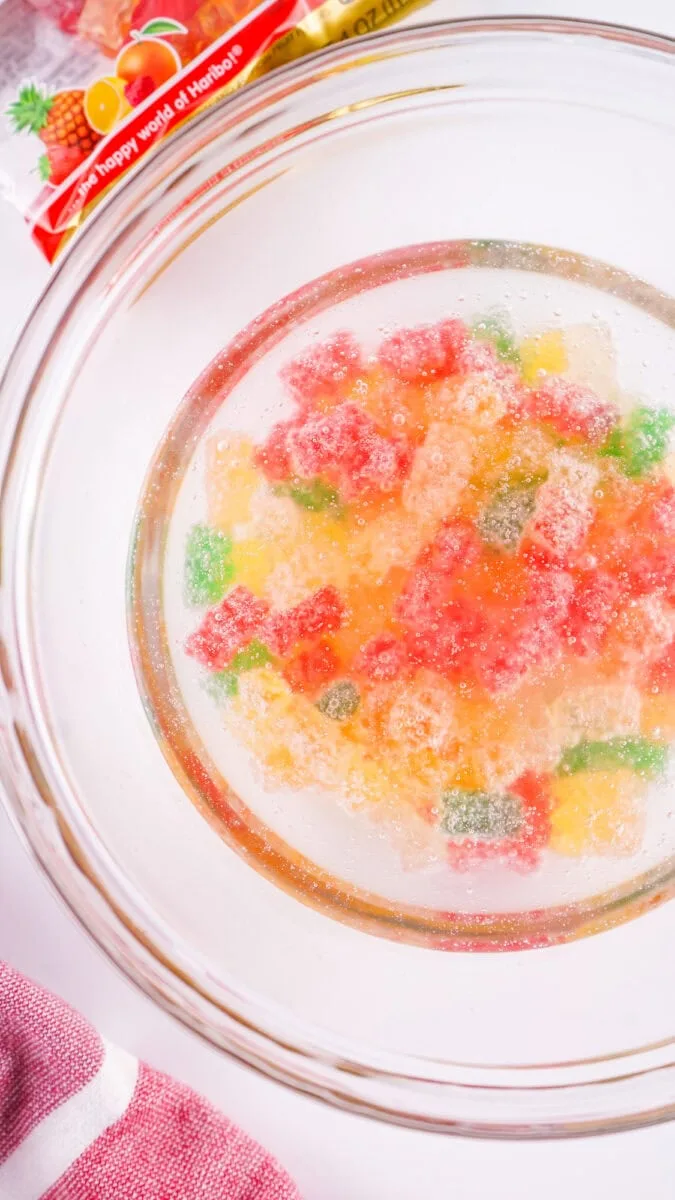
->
(524, 479), (595, 563)
(264, 586), (345, 655)
(280, 332), (362, 406)
(564, 567), (620, 657)
(404, 597), (486, 675)
(649, 639), (675, 692)
(396, 520), (485, 676)
(623, 536), (675, 599)
(282, 640), (341, 693)
(422, 518), (483, 576)
(378, 318), (469, 383)
(526, 377), (617, 445)
(282, 402), (413, 498)
(254, 417), (302, 483)
(354, 635), (407, 682)
(477, 566), (573, 693)
(396, 519), (481, 625)
(645, 483), (675, 538)
(185, 587), (269, 670)
(286, 403), (371, 477)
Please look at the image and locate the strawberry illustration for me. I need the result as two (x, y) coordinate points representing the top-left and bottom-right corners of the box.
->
(38, 144), (87, 186)
(123, 74), (156, 107)
(8, 84), (101, 157)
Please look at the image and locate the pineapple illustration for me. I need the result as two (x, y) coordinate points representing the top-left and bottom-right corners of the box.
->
(8, 84), (102, 185)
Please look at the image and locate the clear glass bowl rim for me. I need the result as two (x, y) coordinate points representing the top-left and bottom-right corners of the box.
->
(2, 13), (675, 1138)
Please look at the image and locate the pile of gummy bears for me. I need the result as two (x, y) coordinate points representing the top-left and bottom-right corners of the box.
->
(183, 313), (675, 871)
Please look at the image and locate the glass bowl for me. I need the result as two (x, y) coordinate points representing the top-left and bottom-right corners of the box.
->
(2, 15), (675, 1136)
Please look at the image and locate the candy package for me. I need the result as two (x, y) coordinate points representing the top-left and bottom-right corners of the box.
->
(0, 0), (427, 260)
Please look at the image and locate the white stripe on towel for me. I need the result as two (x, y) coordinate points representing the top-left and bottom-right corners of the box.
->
(0, 1040), (139, 1200)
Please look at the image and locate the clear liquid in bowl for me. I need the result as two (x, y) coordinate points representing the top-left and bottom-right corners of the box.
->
(131, 240), (675, 947)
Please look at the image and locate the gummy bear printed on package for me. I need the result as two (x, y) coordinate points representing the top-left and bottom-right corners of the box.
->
(0, 0), (430, 261)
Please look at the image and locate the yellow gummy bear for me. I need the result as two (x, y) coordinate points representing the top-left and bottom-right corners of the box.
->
(563, 323), (616, 401)
(550, 769), (644, 857)
(264, 511), (351, 607)
(641, 693), (675, 743)
(402, 422), (474, 523)
(519, 330), (568, 384)
(231, 538), (274, 596)
(207, 433), (260, 528)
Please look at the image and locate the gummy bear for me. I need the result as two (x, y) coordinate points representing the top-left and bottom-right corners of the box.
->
(549, 769), (644, 856)
(477, 483), (539, 551)
(283, 640), (342, 693)
(285, 402), (413, 499)
(403, 597), (486, 676)
(644, 482), (675, 538)
(207, 433), (260, 527)
(431, 368), (511, 429)
(282, 478), (344, 515)
(402, 422), (474, 523)
(185, 586), (269, 670)
(396, 520), (480, 622)
(563, 323), (616, 402)
(472, 312), (520, 365)
(519, 330), (568, 384)
(253, 419), (300, 483)
(204, 639), (272, 703)
(184, 524), (234, 607)
(476, 565), (573, 694)
(557, 735), (667, 778)
(527, 376), (617, 445)
(350, 508), (434, 581)
(230, 538), (275, 596)
(280, 332), (362, 406)
(441, 788), (523, 839)
(349, 369), (428, 443)
(563, 567), (619, 657)
(205, 669), (240, 703)
(263, 585), (345, 655)
(524, 452), (598, 561)
(354, 635), (408, 682)
(549, 683), (642, 745)
(316, 680), (361, 721)
(641, 692), (675, 743)
(385, 672), (457, 754)
(606, 595), (675, 672)
(377, 318), (469, 383)
(445, 772), (552, 872)
(601, 405), (675, 477)
(649, 639), (675, 692)
(265, 506), (351, 604)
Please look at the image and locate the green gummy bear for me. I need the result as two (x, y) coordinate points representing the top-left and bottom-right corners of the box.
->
(205, 670), (239, 702)
(279, 478), (344, 515)
(204, 641), (272, 706)
(185, 524), (234, 607)
(478, 483), (539, 551)
(600, 406), (675, 477)
(441, 788), (523, 840)
(557, 736), (668, 778)
(230, 639), (272, 672)
(472, 313), (521, 365)
(316, 680), (360, 721)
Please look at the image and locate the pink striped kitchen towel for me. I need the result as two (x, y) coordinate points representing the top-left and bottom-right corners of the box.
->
(0, 962), (301, 1199)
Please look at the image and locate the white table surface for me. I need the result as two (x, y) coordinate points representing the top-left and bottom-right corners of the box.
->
(2, 1), (675, 1195)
